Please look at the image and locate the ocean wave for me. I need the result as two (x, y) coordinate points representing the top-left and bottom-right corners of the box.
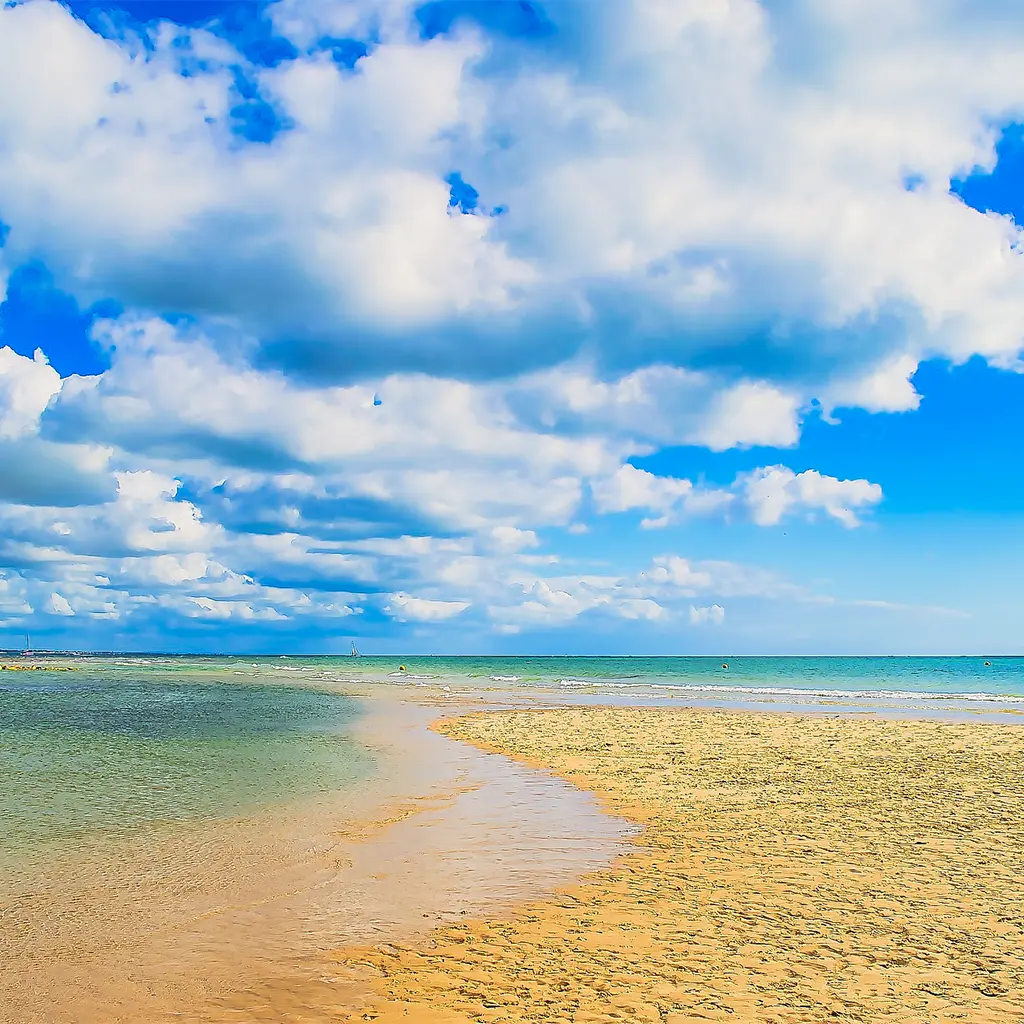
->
(490, 675), (521, 682)
(550, 678), (1024, 702)
(559, 678), (640, 688)
(643, 683), (1024, 703)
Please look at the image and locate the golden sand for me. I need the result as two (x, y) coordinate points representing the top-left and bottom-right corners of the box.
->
(339, 707), (1024, 1023)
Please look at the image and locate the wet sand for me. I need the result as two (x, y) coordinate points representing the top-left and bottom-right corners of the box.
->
(0, 696), (632, 1024)
(341, 706), (1024, 1023)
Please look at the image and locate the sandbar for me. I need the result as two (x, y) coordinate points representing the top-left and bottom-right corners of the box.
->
(340, 706), (1024, 1023)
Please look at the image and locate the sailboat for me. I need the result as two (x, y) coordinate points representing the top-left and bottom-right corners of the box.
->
(350, 641), (361, 657)
(22, 632), (31, 656)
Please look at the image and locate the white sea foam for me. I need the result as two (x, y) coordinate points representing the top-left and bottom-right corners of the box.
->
(642, 683), (1024, 703)
(490, 675), (521, 682)
(549, 677), (1024, 703)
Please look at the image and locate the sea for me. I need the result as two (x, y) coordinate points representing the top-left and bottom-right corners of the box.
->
(2, 653), (1022, 864)
(0, 657), (372, 865)
(321, 653), (1024, 703)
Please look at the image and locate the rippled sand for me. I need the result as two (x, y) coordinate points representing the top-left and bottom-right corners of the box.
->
(341, 707), (1024, 1023)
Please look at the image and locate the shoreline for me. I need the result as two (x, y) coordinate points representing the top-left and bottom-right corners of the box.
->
(338, 704), (1024, 1023)
(1, 692), (632, 1024)
(9, 684), (1024, 1022)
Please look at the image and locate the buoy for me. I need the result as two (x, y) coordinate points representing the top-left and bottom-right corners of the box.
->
(984, 661), (991, 667)
(722, 663), (728, 670)
(399, 664), (407, 672)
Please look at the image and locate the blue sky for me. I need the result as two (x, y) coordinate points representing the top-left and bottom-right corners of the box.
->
(1, 0), (1024, 654)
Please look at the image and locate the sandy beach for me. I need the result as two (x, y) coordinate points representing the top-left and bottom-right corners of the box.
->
(8, 691), (1024, 1023)
(340, 706), (1024, 1023)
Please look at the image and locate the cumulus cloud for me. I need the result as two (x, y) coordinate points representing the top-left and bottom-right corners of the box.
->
(0, 436), (114, 507)
(0, 0), (999, 646)
(487, 577), (667, 629)
(385, 592), (470, 621)
(740, 466), (884, 528)
(0, 347), (61, 438)
(824, 356), (922, 416)
(490, 526), (540, 552)
(695, 383), (802, 451)
(591, 464), (719, 529)
(0, 309), (888, 642)
(591, 462), (882, 529)
(0, 0), (530, 375)
(645, 556), (714, 593)
(0, 0), (1021, 393)
(690, 604), (725, 626)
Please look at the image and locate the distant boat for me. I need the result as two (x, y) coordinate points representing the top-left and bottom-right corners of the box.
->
(350, 642), (361, 657)
(22, 632), (31, 655)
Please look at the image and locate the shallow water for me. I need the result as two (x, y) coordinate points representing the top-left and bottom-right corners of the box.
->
(0, 665), (371, 866)
(34, 653), (1020, 700)
(0, 680), (635, 1024)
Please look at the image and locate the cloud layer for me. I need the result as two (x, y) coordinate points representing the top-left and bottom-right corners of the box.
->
(0, 0), (1014, 648)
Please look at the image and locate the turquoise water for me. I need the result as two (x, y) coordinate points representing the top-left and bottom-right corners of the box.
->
(9, 654), (1021, 700)
(0, 662), (371, 859)
(234, 654), (1024, 702)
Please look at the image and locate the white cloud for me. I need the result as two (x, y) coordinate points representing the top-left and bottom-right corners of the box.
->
(0, 1), (1007, 645)
(592, 464), (696, 526)
(54, 317), (621, 531)
(590, 461), (881, 529)
(487, 575), (665, 629)
(188, 597), (288, 621)
(0, 347), (62, 438)
(0, 0), (1021, 395)
(740, 466), (883, 527)
(643, 554), (799, 600)
(695, 382), (802, 452)
(113, 470), (212, 553)
(48, 592), (74, 616)
(617, 598), (668, 621)
(644, 556), (714, 594)
(385, 592), (470, 621)
(490, 526), (540, 552)
(690, 603), (725, 626)
(0, 1), (529, 358)
(484, 548), (810, 630)
(825, 355), (922, 415)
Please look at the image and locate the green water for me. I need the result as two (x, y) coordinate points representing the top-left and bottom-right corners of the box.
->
(0, 663), (371, 858)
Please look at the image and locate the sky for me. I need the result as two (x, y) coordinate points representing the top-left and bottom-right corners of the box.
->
(1, 0), (1023, 655)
